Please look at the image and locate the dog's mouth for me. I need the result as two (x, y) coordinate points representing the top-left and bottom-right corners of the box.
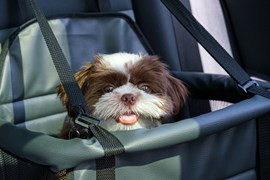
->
(116, 112), (139, 125)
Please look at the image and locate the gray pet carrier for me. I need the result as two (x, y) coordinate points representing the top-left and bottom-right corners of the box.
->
(1, 0), (270, 179)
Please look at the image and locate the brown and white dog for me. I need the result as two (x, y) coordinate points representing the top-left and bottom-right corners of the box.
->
(58, 53), (188, 138)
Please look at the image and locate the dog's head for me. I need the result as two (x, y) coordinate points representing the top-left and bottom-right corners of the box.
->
(58, 53), (188, 131)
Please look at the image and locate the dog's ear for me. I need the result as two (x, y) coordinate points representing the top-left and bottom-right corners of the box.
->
(143, 55), (188, 115)
(57, 62), (94, 117)
(165, 73), (188, 115)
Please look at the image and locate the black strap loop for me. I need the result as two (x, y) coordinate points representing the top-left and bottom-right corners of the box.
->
(238, 80), (259, 93)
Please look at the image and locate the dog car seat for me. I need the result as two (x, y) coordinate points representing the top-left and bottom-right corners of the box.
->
(0, 0), (270, 179)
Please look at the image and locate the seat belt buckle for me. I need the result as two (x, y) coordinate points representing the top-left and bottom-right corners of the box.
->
(238, 80), (259, 93)
(75, 113), (100, 128)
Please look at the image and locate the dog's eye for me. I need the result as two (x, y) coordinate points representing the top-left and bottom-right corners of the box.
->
(139, 84), (151, 93)
(104, 86), (114, 93)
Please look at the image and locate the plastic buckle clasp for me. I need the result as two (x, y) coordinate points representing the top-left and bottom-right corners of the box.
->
(238, 80), (259, 93)
(75, 113), (100, 128)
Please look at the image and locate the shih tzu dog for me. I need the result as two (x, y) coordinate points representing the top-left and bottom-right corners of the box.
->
(58, 52), (188, 138)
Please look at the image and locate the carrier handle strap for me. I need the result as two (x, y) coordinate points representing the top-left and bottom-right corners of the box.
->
(27, 0), (89, 117)
(27, 0), (125, 179)
(160, 0), (270, 99)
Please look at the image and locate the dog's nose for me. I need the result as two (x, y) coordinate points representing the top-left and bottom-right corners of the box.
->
(121, 94), (136, 105)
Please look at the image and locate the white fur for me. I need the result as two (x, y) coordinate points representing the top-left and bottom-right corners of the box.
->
(100, 52), (143, 74)
(93, 83), (167, 131)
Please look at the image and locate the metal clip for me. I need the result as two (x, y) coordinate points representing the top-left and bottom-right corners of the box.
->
(238, 80), (259, 93)
(75, 113), (100, 128)
(68, 127), (80, 139)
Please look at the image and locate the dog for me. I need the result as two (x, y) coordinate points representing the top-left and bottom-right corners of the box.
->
(58, 52), (188, 138)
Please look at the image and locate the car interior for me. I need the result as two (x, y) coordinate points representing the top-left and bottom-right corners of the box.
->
(0, 0), (270, 179)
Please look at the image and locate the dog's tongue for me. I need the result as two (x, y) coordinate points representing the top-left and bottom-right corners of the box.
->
(117, 114), (138, 125)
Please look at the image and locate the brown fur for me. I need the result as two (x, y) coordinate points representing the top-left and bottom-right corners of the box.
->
(58, 54), (188, 138)
(129, 56), (188, 115)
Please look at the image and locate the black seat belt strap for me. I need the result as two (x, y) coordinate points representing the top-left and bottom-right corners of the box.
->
(27, 0), (125, 179)
(257, 113), (270, 180)
(28, 0), (89, 116)
(160, 1), (270, 180)
(160, 0), (270, 99)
